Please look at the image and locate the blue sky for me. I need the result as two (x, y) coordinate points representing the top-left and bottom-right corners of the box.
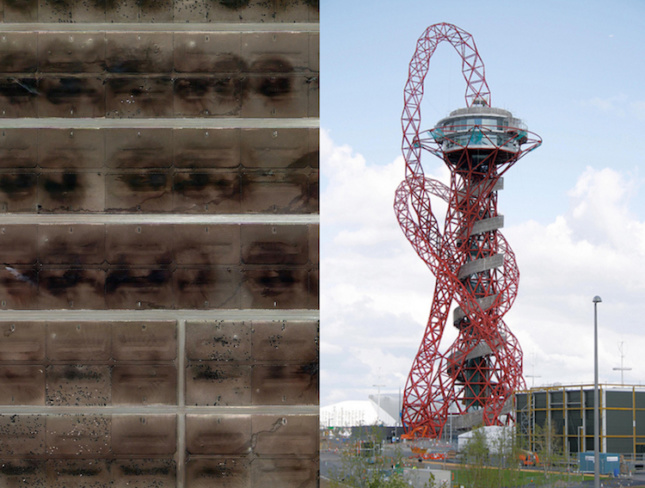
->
(320, 1), (645, 407)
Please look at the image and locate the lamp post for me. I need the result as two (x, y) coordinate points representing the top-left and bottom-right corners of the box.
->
(593, 295), (602, 488)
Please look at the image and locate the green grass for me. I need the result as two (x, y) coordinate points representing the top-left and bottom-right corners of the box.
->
(450, 466), (592, 487)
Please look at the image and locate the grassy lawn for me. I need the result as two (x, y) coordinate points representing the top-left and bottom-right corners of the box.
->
(450, 466), (593, 487)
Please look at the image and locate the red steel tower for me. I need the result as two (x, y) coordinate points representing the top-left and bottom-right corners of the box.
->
(394, 23), (542, 438)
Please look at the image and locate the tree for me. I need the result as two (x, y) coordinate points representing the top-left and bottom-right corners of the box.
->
(533, 421), (563, 478)
(329, 441), (437, 488)
(460, 426), (494, 488)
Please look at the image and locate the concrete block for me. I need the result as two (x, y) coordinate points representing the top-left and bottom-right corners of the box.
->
(185, 362), (251, 406)
(111, 415), (177, 455)
(0, 32), (37, 73)
(172, 171), (241, 213)
(38, 171), (105, 212)
(173, 128), (240, 168)
(106, 77), (173, 118)
(106, 171), (173, 212)
(0, 414), (46, 457)
(185, 321), (251, 362)
(0, 322), (45, 361)
(174, 266), (242, 309)
(186, 414), (251, 455)
(0, 459), (45, 486)
(38, 268), (106, 309)
(174, 32), (242, 73)
(173, 224), (240, 265)
(37, 77), (105, 118)
(241, 128), (312, 169)
(242, 74), (309, 118)
(240, 171), (310, 213)
(251, 321), (318, 362)
(106, 32), (173, 73)
(251, 363), (318, 405)
(0, 77), (38, 118)
(251, 458), (318, 488)
(45, 414), (111, 457)
(0, 172), (38, 212)
(106, 128), (173, 169)
(38, 33), (106, 73)
(3, 0), (37, 22)
(105, 268), (174, 309)
(46, 459), (110, 486)
(0, 224), (38, 264)
(241, 268), (309, 309)
(241, 224), (309, 265)
(241, 32), (310, 72)
(46, 322), (111, 361)
(112, 321), (177, 361)
(0, 265), (38, 309)
(38, 224), (105, 265)
(112, 365), (177, 405)
(185, 457), (250, 488)
(46, 365), (111, 406)
(38, 129), (105, 169)
(0, 365), (45, 405)
(0, 129), (38, 168)
(105, 224), (173, 265)
(251, 414), (317, 456)
(111, 459), (176, 488)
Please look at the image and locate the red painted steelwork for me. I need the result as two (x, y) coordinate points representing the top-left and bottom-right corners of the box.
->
(394, 23), (541, 438)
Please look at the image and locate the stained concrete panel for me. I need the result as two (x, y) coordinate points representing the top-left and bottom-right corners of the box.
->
(251, 321), (318, 363)
(173, 128), (241, 168)
(0, 322), (45, 361)
(105, 128), (174, 169)
(251, 363), (318, 405)
(186, 362), (251, 406)
(112, 459), (176, 488)
(38, 129), (105, 169)
(0, 414), (46, 458)
(251, 414), (318, 456)
(0, 32), (37, 72)
(106, 32), (173, 73)
(251, 458), (318, 488)
(111, 321), (177, 361)
(47, 322), (111, 361)
(112, 365), (177, 405)
(46, 364), (111, 406)
(185, 457), (250, 488)
(186, 321), (251, 362)
(0, 224), (38, 264)
(111, 415), (177, 455)
(0, 129), (38, 168)
(38, 33), (105, 73)
(186, 414), (251, 455)
(45, 415), (111, 458)
(0, 365), (45, 405)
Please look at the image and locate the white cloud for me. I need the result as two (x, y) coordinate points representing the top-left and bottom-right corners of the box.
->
(321, 132), (645, 408)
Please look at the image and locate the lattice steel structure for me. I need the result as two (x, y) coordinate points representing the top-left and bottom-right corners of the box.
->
(394, 23), (541, 438)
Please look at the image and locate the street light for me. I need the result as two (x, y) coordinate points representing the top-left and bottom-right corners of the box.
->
(593, 295), (602, 488)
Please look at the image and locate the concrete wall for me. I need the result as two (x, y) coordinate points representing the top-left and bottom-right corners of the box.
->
(0, 1), (319, 486)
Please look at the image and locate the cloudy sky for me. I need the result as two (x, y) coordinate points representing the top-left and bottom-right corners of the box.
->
(320, 0), (645, 407)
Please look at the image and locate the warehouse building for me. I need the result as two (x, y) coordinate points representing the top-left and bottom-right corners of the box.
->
(516, 385), (645, 456)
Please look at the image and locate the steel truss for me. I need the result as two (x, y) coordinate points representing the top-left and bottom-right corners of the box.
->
(394, 23), (541, 438)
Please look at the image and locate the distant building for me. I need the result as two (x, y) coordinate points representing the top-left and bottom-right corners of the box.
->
(320, 395), (400, 428)
(516, 385), (645, 455)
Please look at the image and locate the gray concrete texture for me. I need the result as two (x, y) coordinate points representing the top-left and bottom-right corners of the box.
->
(0, 1), (319, 486)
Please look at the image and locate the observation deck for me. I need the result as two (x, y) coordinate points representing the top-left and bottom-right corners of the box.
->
(427, 100), (529, 168)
